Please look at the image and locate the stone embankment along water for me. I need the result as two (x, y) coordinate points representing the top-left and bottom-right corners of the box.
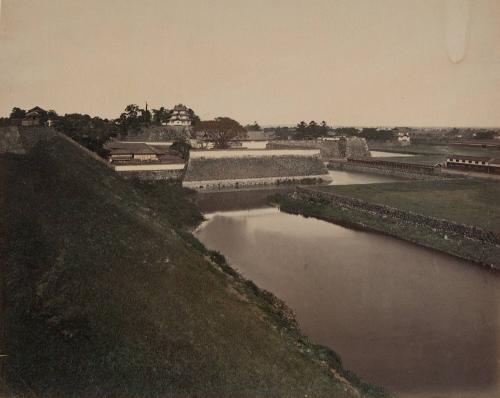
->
(183, 149), (331, 190)
(294, 187), (500, 246)
(328, 158), (446, 180)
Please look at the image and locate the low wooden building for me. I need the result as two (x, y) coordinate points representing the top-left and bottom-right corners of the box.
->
(105, 141), (186, 180)
(21, 106), (47, 127)
(446, 155), (500, 174)
(107, 142), (167, 163)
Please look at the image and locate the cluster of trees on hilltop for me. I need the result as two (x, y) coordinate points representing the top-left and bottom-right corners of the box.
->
(294, 121), (330, 139)
(1, 104), (202, 157)
(264, 124), (400, 141)
(117, 104), (199, 133)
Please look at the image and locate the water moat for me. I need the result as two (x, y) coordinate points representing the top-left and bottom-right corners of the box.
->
(194, 170), (500, 398)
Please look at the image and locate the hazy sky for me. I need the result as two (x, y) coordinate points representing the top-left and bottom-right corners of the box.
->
(1, 0), (499, 126)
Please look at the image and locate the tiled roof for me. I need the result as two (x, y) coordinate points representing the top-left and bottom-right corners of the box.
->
(108, 142), (167, 155)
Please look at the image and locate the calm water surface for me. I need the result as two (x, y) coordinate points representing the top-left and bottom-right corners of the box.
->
(194, 171), (500, 398)
(371, 150), (415, 158)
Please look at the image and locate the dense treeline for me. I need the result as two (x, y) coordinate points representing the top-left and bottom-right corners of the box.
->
(1, 104), (200, 156)
(267, 123), (399, 141)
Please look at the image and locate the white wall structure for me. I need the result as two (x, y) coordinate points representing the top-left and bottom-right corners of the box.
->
(189, 149), (321, 159)
(114, 164), (185, 171)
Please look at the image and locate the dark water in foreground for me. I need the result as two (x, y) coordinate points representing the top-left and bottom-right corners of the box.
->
(194, 173), (500, 398)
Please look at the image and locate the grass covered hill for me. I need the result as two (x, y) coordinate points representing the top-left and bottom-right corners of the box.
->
(0, 133), (385, 397)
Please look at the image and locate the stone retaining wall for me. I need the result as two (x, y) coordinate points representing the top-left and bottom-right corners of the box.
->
(328, 160), (443, 180)
(295, 187), (500, 245)
(184, 154), (328, 182)
(268, 137), (370, 159)
(183, 175), (330, 190)
(268, 140), (341, 159)
(117, 169), (184, 181)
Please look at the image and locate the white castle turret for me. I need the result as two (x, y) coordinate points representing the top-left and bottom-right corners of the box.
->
(167, 104), (192, 127)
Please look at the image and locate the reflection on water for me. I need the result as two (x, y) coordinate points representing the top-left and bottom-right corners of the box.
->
(371, 150), (415, 157)
(196, 170), (407, 213)
(327, 169), (405, 185)
(195, 206), (500, 397)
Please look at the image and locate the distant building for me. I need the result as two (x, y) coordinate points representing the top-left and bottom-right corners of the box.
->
(106, 141), (182, 163)
(397, 132), (411, 146)
(167, 104), (192, 127)
(446, 155), (500, 174)
(106, 141), (186, 180)
(22, 106), (47, 127)
(449, 140), (500, 149)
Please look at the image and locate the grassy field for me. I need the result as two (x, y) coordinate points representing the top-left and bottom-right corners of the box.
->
(1, 134), (387, 397)
(272, 188), (500, 269)
(369, 143), (500, 166)
(313, 180), (500, 234)
(371, 154), (446, 165)
(370, 143), (500, 157)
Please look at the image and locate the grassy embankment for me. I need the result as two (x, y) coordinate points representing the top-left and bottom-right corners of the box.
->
(272, 180), (500, 269)
(0, 134), (388, 397)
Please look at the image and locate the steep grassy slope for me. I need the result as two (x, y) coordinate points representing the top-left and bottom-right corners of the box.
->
(1, 135), (385, 397)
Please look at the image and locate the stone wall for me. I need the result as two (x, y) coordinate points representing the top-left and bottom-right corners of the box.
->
(268, 137), (370, 160)
(295, 187), (500, 245)
(183, 175), (329, 190)
(183, 151), (330, 189)
(117, 169), (184, 181)
(268, 140), (341, 159)
(184, 154), (328, 182)
(328, 159), (444, 180)
(0, 126), (59, 154)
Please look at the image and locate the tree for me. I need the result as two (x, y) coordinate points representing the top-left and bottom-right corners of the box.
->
(9, 107), (26, 119)
(358, 128), (396, 141)
(245, 121), (261, 131)
(152, 107), (170, 125)
(308, 120), (320, 138)
(294, 120), (328, 140)
(334, 127), (358, 136)
(320, 121), (329, 135)
(296, 121), (307, 132)
(170, 140), (191, 159)
(120, 104), (140, 121)
(187, 108), (200, 125)
(118, 104), (142, 133)
(140, 108), (152, 125)
(194, 117), (247, 149)
(273, 126), (292, 140)
(54, 113), (119, 157)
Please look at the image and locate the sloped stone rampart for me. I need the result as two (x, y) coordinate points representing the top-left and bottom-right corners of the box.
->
(184, 155), (328, 182)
